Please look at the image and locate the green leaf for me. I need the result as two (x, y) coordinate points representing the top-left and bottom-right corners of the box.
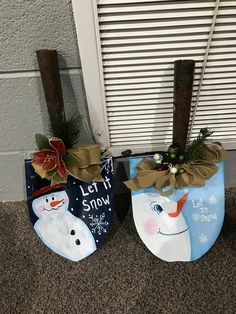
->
(47, 169), (57, 178)
(51, 172), (67, 186)
(35, 133), (50, 150)
(63, 152), (79, 167)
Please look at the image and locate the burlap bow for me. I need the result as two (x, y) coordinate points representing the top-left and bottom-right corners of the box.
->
(203, 142), (227, 163)
(66, 144), (104, 183)
(124, 142), (227, 196)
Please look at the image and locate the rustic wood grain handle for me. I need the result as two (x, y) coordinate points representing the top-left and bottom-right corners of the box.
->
(173, 59), (195, 152)
(36, 49), (67, 140)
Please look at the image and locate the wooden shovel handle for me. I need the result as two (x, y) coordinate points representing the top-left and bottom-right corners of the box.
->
(173, 59), (195, 152)
(36, 49), (67, 140)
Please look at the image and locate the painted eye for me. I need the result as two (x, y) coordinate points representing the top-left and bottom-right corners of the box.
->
(154, 204), (163, 214)
(52, 196), (54, 201)
(46, 199), (49, 203)
(151, 202), (163, 214)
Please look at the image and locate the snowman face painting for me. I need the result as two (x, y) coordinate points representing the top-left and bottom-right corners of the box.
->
(32, 190), (96, 262)
(32, 191), (69, 217)
(132, 193), (191, 262)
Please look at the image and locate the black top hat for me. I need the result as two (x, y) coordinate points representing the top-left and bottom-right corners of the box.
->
(31, 175), (65, 198)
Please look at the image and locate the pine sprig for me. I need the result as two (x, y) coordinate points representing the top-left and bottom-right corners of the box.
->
(185, 128), (214, 161)
(66, 114), (83, 147)
(49, 112), (83, 149)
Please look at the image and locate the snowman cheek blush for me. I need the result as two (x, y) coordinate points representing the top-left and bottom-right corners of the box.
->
(38, 205), (44, 212)
(144, 219), (158, 235)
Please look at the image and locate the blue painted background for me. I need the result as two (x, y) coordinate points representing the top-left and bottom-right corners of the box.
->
(129, 156), (225, 261)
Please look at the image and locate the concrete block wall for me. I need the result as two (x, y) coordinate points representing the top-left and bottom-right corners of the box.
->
(0, 0), (93, 201)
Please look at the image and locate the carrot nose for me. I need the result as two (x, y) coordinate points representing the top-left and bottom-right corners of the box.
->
(168, 193), (188, 217)
(50, 199), (63, 207)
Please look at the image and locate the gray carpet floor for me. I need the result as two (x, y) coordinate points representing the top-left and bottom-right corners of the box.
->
(0, 189), (236, 314)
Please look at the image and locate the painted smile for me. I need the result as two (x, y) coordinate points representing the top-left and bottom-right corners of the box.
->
(44, 202), (65, 211)
(157, 228), (189, 236)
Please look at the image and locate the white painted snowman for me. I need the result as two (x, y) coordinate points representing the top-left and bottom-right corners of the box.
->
(132, 193), (191, 262)
(32, 189), (96, 261)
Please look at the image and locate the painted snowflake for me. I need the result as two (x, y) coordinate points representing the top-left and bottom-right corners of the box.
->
(88, 213), (109, 235)
(208, 196), (218, 205)
(192, 212), (200, 222)
(101, 155), (113, 174)
(198, 233), (208, 244)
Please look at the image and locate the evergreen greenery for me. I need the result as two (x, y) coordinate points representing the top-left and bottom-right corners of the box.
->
(66, 114), (83, 148)
(49, 112), (83, 149)
(185, 128), (214, 161)
(163, 128), (214, 164)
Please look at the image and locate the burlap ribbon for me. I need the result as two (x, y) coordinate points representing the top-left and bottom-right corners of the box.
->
(203, 142), (227, 163)
(32, 143), (104, 185)
(124, 142), (227, 196)
(66, 144), (104, 182)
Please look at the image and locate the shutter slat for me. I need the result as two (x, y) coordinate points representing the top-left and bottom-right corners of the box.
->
(104, 60), (236, 73)
(111, 131), (236, 142)
(96, 0), (236, 153)
(102, 47), (235, 60)
(107, 102), (236, 111)
(110, 126), (236, 136)
(100, 19), (213, 31)
(98, 0), (173, 4)
(100, 27), (211, 38)
(108, 106), (236, 118)
(110, 134), (236, 145)
(102, 42), (208, 53)
(100, 24), (234, 38)
(98, 1), (216, 13)
(106, 84), (236, 97)
(98, 1), (234, 12)
(107, 91), (236, 102)
(108, 108), (236, 119)
(102, 40), (236, 53)
(105, 72), (236, 84)
(108, 116), (236, 126)
(107, 101), (173, 109)
(104, 69), (193, 79)
(99, 10), (217, 23)
(99, 9), (235, 23)
(105, 77), (236, 91)
(99, 17), (235, 31)
(102, 32), (235, 46)
(109, 121), (236, 131)
(103, 53), (236, 66)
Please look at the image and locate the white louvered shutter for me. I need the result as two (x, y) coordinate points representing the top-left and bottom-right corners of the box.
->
(72, 0), (236, 156)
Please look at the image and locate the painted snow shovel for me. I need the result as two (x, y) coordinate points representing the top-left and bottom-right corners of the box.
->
(25, 50), (114, 262)
(125, 60), (227, 262)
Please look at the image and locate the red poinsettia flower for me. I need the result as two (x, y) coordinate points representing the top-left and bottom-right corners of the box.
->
(49, 138), (66, 155)
(32, 138), (67, 179)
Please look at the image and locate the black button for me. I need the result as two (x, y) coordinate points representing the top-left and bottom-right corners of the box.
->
(70, 230), (75, 235)
(75, 239), (81, 245)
